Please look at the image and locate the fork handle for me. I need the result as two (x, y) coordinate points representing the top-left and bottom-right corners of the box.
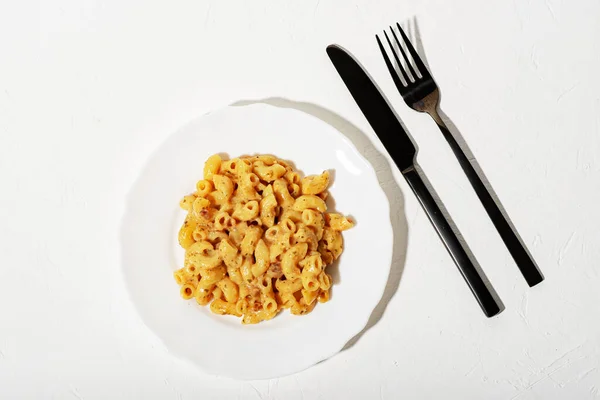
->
(403, 167), (501, 317)
(435, 121), (543, 287)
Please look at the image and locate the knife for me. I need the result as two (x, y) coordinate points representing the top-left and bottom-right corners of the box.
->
(327, 44), (501, 317)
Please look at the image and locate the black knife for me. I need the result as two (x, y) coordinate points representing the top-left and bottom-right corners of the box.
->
(327, 44), (501, 317)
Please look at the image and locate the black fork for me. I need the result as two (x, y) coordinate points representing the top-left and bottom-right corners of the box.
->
(377, 23), (543, 287)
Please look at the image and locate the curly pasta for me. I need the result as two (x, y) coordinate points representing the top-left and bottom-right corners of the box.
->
(173, 154), (354, 324)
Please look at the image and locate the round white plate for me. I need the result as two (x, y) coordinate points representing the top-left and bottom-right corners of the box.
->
(121, 103), (393, 380)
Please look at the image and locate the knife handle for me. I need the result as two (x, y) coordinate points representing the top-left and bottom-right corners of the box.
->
(403, 167), (501, 317)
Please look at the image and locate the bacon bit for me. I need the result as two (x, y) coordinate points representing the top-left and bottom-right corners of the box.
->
(245, 285), (260, 299)
(199, 209), (209, 218)
(268, 262), (283, 278)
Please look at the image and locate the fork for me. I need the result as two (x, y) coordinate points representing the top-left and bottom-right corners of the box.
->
(376, 23), (543, 287)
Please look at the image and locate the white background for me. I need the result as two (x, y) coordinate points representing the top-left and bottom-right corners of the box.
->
(2, 0), (600, 398)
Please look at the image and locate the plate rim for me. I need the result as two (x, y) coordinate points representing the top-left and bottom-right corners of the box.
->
(119, 102), (395, 379)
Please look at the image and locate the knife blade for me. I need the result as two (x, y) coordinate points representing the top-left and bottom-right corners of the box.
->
(326, 45), (416, 172)
(327, 44), (501, 317)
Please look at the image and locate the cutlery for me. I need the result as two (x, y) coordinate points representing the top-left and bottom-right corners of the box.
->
(376, 23), (543, 287)
(326, 45), (501, 317)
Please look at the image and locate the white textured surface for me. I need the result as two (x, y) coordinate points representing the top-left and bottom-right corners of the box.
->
(2, 0), (600, 398)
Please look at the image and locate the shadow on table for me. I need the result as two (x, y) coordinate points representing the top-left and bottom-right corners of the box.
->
(232, 97), (409, 350)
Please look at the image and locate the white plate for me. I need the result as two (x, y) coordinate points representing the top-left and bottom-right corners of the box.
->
(120, 103), (393, 380)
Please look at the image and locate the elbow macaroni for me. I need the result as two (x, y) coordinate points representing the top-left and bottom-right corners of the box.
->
(173, 154), (355, 324)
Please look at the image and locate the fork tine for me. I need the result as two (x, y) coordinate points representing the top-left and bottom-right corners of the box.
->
(389, 26), (418, 80)
(396, 22), (428, 78)
(382, 31), (409, 83)
(382, 31), (411, 84)
(376, 34), (407, 93)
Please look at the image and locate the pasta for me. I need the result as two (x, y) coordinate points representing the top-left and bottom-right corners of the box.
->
(173, 154), (354, 324)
